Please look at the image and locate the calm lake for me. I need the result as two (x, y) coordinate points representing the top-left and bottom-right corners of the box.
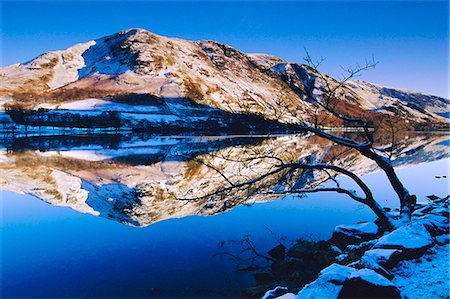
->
(1, 132), (449, 298)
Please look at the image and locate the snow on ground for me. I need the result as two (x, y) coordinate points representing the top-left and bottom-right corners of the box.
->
(392, 244), (449, 299)
(37, 98), (161, 113)
(59, 150), (111, 161)
(47, 41), (96, 89)
(34, 98), (215, 126)
(120, 112), (180, 123)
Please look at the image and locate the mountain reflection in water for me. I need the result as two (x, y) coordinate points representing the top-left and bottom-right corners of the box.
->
(1, 132), (449, 298)
(1, 132), (448, 227)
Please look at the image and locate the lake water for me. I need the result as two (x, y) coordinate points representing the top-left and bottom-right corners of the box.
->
(1, 132), (449, 298)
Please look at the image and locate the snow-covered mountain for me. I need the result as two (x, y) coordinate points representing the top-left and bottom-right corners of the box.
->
(0, 28), (310, 126)
(0, 28), (448, 130)
(347, 80), (450, 118)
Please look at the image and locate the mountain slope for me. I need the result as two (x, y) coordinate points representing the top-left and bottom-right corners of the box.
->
(347, 80), (449, 114)
(347, 80), (450, 123)
(1, 28), (448, 130)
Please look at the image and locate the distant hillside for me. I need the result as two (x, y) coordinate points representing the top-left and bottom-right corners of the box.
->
(1, 28), (448, 131)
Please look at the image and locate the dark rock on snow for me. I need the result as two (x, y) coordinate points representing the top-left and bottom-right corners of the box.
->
(338, 270), (401, 298)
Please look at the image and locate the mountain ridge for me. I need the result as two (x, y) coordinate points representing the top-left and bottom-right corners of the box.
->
(1, 28), (448, 131)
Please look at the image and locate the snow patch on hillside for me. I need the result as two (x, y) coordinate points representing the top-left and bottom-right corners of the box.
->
(38, 98), (161, 113)
(47, 41), (96, 89)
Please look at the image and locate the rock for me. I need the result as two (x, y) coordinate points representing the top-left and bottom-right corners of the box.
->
(362, 249), (403, 269)
(373, 222), (434, 259)
(337, 240), (378, 265)
(242, 285), (271, 298)
(412, 205), (434, 217)
(331, 222), (380, 249)
(349, 257), (394, 280)
(261, 286), (289, 299)
(288, 270), (316, 285)
(330, 246), (343, 255)
(254, 271), (274, 285)
(268, 244), (286, 260)
(426, 195), (440, 201)
(430, 207), (449, 218)
(416, 214), (449, 236)
(271, 259), (305, 280)
(441, 195), (450, 203)
(285, 240), (337, 272)
(296, 264), (353, 299)
(435, 234), (450, 245)
(335, 253), (348, 264)
(338, 269), (401, 298)
(318, 264), (356, 279)
(287, 240), (326, 260)
(296, 264), (399, 299)
(274, 293), (296, 299)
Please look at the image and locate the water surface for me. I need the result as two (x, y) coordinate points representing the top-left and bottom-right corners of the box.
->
(1, 132), (448, 298)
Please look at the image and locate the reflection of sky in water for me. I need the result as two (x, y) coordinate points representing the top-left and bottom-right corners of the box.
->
(1, 158), (449, 298)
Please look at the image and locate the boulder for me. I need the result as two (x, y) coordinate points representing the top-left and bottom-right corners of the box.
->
(254, 271), (274, 285)
(261, 286), (289, 299)
(296, 264), (400, 299)
(268, 244), (286, 260)
(271, 259), (305, 280)
(287, 240), (329, 260)
(373, 222), (434, 259)
(349, 257), (394, 280)
(416, 214), (449, 236)
(242, 285), (271, 298)
(362, 249), (403, 269)
(412, 205), (434, 217)
(274, 293), (296, 299)
(435, 234), (450, 245)
(336, 240), (378, 265)
(331, 222), (380, 249)
(426, 195), (440, 201)
(430, 207), (449, 218)
(296, 264), (353, 299)
(338, 269), (401, 298)
(285, 240), (337, 273)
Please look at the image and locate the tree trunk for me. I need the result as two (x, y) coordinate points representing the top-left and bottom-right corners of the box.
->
(361, 149), (415, 223)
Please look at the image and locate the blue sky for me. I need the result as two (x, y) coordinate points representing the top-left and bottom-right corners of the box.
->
(1, 0), (448, 97)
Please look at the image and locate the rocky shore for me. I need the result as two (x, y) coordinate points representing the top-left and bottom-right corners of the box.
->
(255, 195), (449, 299)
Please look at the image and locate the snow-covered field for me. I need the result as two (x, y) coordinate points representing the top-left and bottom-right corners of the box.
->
(37, 98), (162, 112)
(392, 244), (449, 299)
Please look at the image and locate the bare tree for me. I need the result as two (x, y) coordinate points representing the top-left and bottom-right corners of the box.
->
(297, 51), (416, 226)
(176, 54), (418, 231)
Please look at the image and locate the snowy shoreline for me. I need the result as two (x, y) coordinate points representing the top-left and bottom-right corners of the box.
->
(261, 196), (449, 299)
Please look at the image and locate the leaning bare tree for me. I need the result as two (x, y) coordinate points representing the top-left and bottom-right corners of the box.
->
(176, 53), (417, 231)
(296, 52), (416, 227)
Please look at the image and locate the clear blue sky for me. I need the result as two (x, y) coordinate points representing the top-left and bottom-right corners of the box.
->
(1, 0), (448, 97)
